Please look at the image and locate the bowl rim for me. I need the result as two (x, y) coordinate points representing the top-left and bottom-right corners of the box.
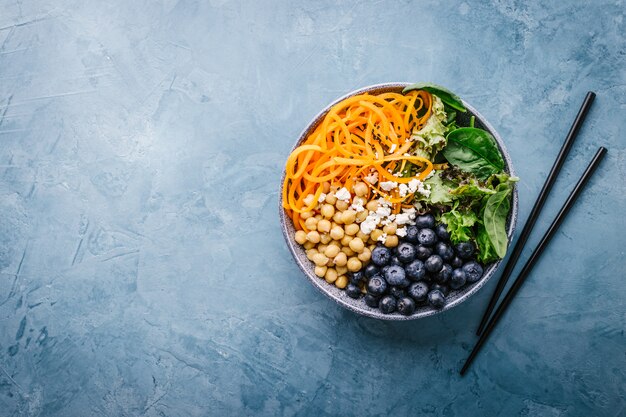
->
(279, 82), (518, 320)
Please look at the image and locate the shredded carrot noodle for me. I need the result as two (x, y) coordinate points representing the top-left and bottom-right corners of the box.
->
(283, 90), (434, 228)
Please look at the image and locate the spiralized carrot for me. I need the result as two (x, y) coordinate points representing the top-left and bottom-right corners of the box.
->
(283, 90), (434, 228)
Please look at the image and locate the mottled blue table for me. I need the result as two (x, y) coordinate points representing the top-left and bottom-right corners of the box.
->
(1, 1), (624, 416)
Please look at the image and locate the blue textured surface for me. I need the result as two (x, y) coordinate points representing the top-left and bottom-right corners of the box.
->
(0, 1), (625, 416)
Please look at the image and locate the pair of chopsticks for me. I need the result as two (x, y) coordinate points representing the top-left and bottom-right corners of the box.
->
(460, 91), (607, 375)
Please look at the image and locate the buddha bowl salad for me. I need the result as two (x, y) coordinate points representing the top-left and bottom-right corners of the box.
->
(283, 83), (517, 315)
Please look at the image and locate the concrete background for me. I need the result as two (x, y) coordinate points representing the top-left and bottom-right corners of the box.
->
(0, 0), (624, 416)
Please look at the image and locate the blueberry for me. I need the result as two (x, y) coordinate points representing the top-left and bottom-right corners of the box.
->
(417, 228), (437, 246)
(408, 281), (429, 302)
(349, 270), (364, 285)
(379, 295), (397, 314)
(397, 297), (416, 316)
(389, 286), (407, 299)
(345, 283), (362, 299)
(364, 294), (380, 308)
(455, 241), (475, 259)
(364, 264), (380, 278)
(384, 265), (410, 288)
(428, 290), (446, 308)
(450, 268), (467, 289)
(450, 256), (463, 268)
(435, 223), (450, 240)
(415, 245), (433, 260)
(371, 246), (392, 266)
(434, 242), (454, 261)
(434, 264), (452, 284)
(382, 265), (391, 276)
(389, 256), (402, 266)
(424, 254), (443, 273)
(367, 275), (387, 296)
(396, 242), (417, 263)
(415, 214), (435, 229)
(462, 261), (484, 283)
(404, 225), (419, 243)
(405, 259), (426, 281)
(430, 283), (449, 296)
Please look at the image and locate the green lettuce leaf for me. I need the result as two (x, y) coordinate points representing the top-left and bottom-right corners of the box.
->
(440, 209), (478, 243)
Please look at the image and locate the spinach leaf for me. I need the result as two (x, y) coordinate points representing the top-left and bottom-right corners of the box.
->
(402, 82), (466, 113)
(443, 128), (505, 180)
(476, 224), (500, 264)
(440, 209), (478, 243)
(482, 188), (511, 258)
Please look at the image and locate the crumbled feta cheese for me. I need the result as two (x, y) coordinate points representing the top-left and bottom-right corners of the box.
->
(360, 215), (379, 234)
(350, 199), (365, 213)
(389, 143), (397, 153)
(379, 181), (398, 192)
(377, 233), (387, 244)
(396, 227), (407, 237)
(364, 171), (378, 185)
(376, 205), (392, 218)
(398, 183), (409, 197)
(334, 187), (351, 201)
(318, 193), (327, 203)
(394, 213), (413, 225)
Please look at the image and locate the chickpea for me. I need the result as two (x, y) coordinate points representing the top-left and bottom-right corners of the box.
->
(335, 200), (349, 211)
(314, 265), (327, 277)
(370, 229), (384, 242)
(324, 244), (340, 258)
(344, 223), (360, 236)
(317, 219), (331, 233)
(356, 210), (368, 222)
(317, 244), (328, 254)
(383, 222), (397, 235)
(336, 265), (348, 276)
(320, 233), (331, 244)
(333, 252), (347, 267)
(366, 200), (379, 211)
(356, 231), (369, 241)
(329, 225), (344, 240)
(342, 247), (355, 257)
(303, 241), (315, 250)
(384, 235), (399, 248)
(300, 210), (313, 220)
(304, 217), (318, 230)
(322, 181), (331, 193)
(332, 212), (343, 224)
(325, 268), (338, 284)
(347, 257), (362, 272)
(314, 214), (322, 220)
(335, 275), (348, 289)
(349, 237), (365, 253)
(325, 193), (338, 205)
(294, 230), (307, 245)
(303, 194), (315, 206)
(340, 235), (353, 246)
(306, 249), (318, 261)
(306, 230), (321, 244)
(341, 209), (357, 225)
(353, 182), (368, 197)
(358, 247), (371, 262)
(320, 204), (335, 219)
(312, 253), (329, 266)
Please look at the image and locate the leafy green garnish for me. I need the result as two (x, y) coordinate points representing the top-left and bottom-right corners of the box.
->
(476, 224), (500, 264)
(450, 178), (497, 199)
(402, 82), (467, 113)
(442, 128), (505, 180)
(419, 172), (454, 205)
(440, 209), (478, 243)
(482, 187), (511, 258)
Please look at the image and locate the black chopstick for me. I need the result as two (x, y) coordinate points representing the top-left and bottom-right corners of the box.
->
(460, 146), (607, 376)
(476, 91), (596, 336)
